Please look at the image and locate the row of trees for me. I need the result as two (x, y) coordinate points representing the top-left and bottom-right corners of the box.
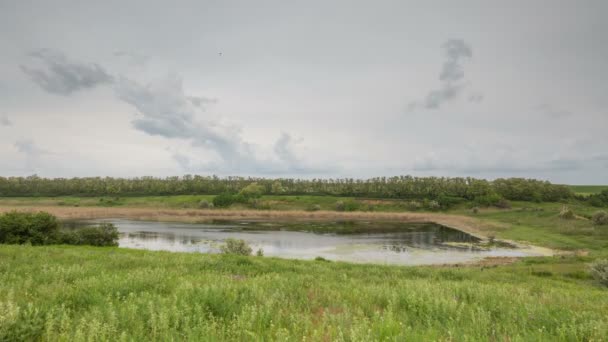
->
(0, 175), (573, 202)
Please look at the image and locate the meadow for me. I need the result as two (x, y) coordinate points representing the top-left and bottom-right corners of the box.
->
(1, 177), (608, 340)
(1, 245), (606, 341)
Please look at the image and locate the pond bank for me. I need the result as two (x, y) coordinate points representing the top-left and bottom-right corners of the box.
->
(0, 206), (554, 256)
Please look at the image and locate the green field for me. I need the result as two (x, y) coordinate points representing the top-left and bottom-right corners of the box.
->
(568, 185), (608, 196)
(0, 245), (606, 341)
(1, 191), (608, 340)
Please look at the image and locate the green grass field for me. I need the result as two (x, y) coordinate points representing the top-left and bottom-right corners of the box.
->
(568, 185), (608, 196)
(1, 194), (608, 340)
(0, 245), (606, 341)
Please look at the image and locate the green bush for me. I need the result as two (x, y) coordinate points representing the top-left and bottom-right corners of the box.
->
(495, 198), (512, 209)
(306, 204), (321, 211)
(213, 193), (236, 208)
(238, 182), (264, 199)
(220, 239), (252, 256)
(0, 211), (119, 247)
(60, 223), (119, 246)
(559, 206), (575, 220)
(437, 195), (465, 209)
(589, 259), (608, 287)
(473, 193), (503, 207)
(198, 200), (213, 209)
(0, 211), (60, 245)
(343, 201), (360, 212)
(592, 211), (608, 226)
(335, 201), (345, 211)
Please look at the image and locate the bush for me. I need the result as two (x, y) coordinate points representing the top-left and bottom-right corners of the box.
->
(473, 193), (503, 207)
(0, 211), (119, 247)
(589, 259), (608, 287)
(424, 200), (441, 211)
(0, 211), (60, 245)
(592, 211), (608, 226)
(437, 195), (465, 209)
(213, 193), (236, 208)
(343, 201), (360, 212)
(249, 199), (271, 210)
(198, 200), (213, 209)
(495, 198), (512, 209)
(256, 248), (264, 256)
(60, 223), (119, 246)
(220, 239), (252, 256)
(306, 204), (321, 211)
(471, 207), (479, 214)
(559, 206), (575, 220)
(335, 201), (345, 211)
(238, 182), (264, 199)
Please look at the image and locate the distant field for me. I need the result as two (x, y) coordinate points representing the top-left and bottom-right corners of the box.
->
(568, 185), (608, 196)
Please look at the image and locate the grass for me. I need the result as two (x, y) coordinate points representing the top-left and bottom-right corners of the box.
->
(568, 185), (608, 196)
(2, 194), (608, 339)
(0, 245), (606, 341)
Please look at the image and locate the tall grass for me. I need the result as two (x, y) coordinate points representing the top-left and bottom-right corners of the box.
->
(0, 245), (606, 341)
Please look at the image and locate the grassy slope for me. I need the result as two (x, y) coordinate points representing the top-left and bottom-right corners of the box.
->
(0, 245), (606, 341)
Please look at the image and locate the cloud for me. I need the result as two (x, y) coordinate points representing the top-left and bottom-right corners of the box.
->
(19, 49), (326, 174)
(187, 96), (218, 107)
(535, 104), (572, 118)
(20, 49), (113, 95)
(114, 74), (265, 171)
(468, 92), (484, 103)
(409, 39), (474, 110)
(14, 139), (50, 156)
(0, 115), (11, 126)
(274, 132), (307, 171)
(114, 50), (150, 66)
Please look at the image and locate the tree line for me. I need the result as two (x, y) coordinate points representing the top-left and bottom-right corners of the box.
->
(0, 175), (573, 202)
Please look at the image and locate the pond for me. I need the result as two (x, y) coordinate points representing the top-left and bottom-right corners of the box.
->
(80, 219), (542, 265)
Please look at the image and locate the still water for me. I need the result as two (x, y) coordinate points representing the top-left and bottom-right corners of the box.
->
(87, 219), (539, 265)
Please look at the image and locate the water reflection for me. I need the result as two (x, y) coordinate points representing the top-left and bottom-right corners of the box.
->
(79, 219), (539, 265)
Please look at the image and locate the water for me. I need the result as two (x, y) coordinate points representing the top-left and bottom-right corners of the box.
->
(83, 219), (541, 265)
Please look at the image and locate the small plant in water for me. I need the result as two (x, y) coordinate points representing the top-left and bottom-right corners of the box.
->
(256, 248), (264, 257)
(220, 238), (252, 256)
(589, 259), (608, 287)
(315, 256), (330, 262)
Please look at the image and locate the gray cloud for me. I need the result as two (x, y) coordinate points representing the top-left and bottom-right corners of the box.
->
(187, 96), (218, 108)
(114, 51), (150, 66)
(409, 39), (474, 110)
(468, 92), (484, 103)
(0, 115), (11, 126)
(536, 104), (572, 118)
(20, 49), (113, 95)
(114, 74), (269, 172)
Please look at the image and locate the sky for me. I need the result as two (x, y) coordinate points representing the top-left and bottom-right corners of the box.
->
(1, 0), (607, 184)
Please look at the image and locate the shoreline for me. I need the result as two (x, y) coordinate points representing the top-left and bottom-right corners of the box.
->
(0, 206), (493, 236)
(0, 205), (555, 257)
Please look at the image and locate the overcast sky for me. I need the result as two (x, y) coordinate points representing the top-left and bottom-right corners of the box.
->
(1, 0), (607, 183)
